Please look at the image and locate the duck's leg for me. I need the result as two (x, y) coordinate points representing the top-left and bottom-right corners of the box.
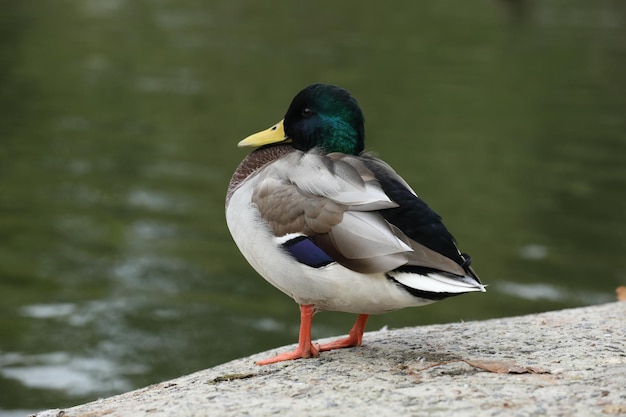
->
(256, 304), (320, 365)
(318, 314), (369, 351)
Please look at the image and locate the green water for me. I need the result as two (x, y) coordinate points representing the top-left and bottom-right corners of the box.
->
(1, 0), (624, 414)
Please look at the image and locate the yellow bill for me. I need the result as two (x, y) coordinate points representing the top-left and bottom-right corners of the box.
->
(238, 120), (291, 148)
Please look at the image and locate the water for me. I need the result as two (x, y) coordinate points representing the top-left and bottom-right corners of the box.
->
(1, 0), (624, 414)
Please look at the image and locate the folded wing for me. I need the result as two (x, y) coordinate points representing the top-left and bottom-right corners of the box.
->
(252, 150), (471, 277)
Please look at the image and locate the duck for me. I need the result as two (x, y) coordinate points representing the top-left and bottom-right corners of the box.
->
(226, 84), (485, 365)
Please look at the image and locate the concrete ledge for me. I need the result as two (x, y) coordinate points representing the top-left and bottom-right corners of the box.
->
(35, 302), (625, 417)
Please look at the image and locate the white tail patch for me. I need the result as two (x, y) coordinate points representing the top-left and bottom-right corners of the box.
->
(389, 271), (486, 294)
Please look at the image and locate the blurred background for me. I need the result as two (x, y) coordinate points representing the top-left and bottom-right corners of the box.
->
(1, 0), (625, 415)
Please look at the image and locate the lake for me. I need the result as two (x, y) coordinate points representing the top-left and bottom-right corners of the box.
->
(1, 1), (624, 415)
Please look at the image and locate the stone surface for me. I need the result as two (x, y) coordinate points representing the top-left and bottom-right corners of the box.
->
(34, 302), (626, 417)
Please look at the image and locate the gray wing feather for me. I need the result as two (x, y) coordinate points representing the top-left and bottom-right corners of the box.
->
(251, 150), (462, 275)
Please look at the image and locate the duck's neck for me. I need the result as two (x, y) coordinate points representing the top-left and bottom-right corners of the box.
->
(226, 144), (295, 205)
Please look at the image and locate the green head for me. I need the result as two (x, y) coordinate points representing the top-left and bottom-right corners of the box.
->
(283, 84), (365, 155)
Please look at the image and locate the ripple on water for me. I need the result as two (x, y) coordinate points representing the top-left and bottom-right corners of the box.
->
(0, 352), (143, 396)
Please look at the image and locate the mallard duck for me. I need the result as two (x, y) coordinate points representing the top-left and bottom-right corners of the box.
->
(226, 84), (485, 365)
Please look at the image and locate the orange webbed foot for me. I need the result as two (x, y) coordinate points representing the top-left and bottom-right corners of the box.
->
(256, 343), (320, 365)
(255, 310), (370, 364)
(319, 314), (369, 352)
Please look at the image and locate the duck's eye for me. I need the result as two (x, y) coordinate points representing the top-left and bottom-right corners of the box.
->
(301, 108), (313, 118)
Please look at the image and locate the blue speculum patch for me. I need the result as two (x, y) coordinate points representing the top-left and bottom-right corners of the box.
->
(282, 236), (334, 268)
